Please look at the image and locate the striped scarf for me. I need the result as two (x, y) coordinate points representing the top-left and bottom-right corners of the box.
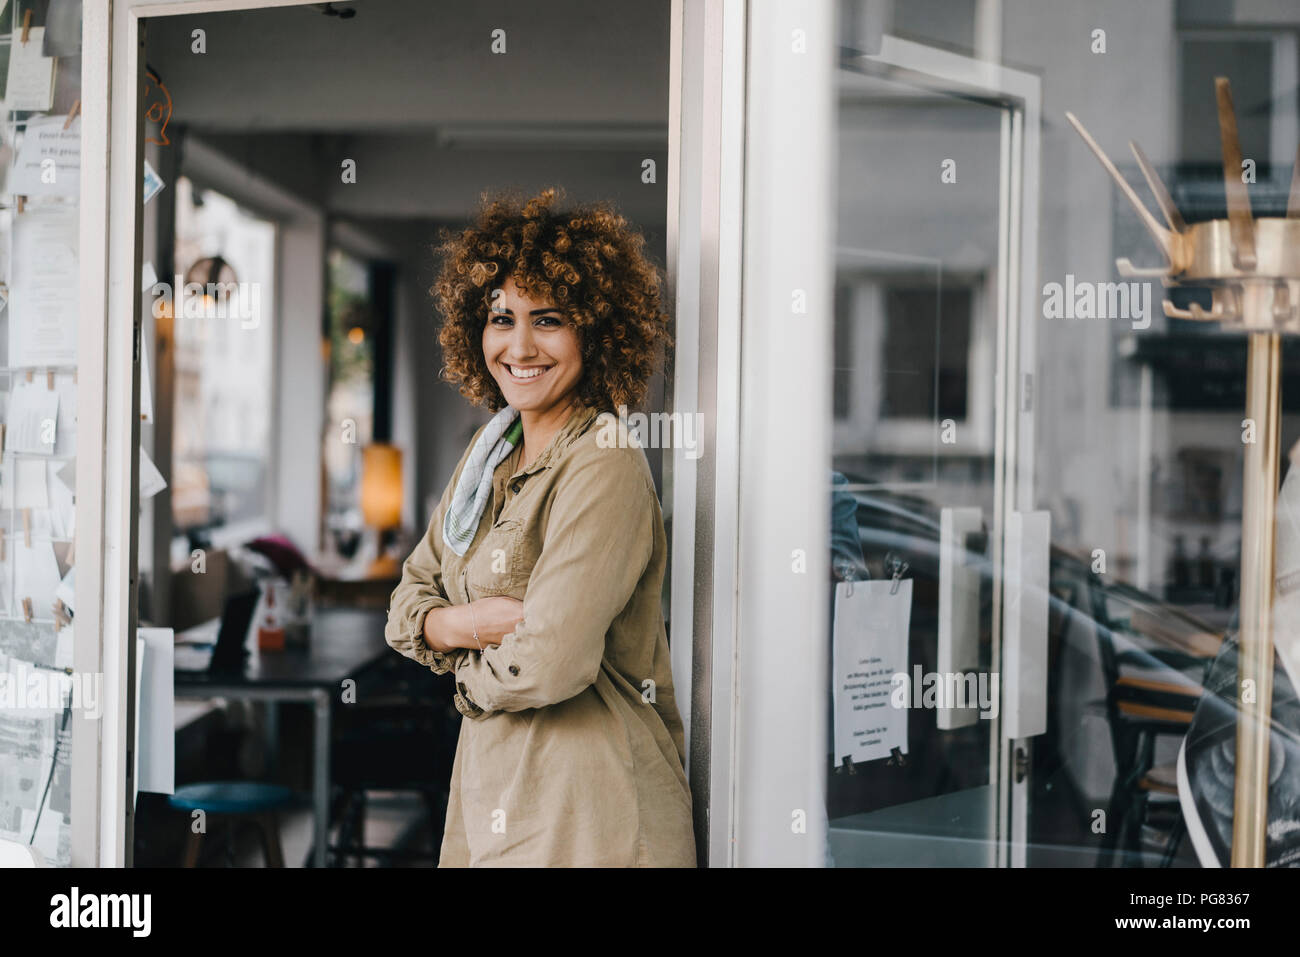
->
(443, 406), (523, 556)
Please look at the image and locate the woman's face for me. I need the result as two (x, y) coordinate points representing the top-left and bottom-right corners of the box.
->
(482, 276), (584, 414)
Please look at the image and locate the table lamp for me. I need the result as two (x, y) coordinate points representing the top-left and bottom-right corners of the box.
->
(360, 443), (403, 576)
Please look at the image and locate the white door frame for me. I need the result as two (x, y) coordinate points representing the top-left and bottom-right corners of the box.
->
(730, 0), (838, 867)
(665, 0), (747, 867)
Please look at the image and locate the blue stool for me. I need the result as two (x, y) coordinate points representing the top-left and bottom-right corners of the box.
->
(169, 781), (296, 867)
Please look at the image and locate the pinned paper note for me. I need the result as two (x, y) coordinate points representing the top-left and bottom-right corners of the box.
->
(6, 28), (57, 111)
(8, 115), (80, 198)
(832, 579), (912, 766)
(55, 567), (74, 615)
(9, 206), (78, 368)
(0, 453), (13, 510)
(14, 540), (61, 619)
(14, 457), (48, 509)
(139, 447), (166, 499)
(6, 379), (59, 454)
(50, 373), (76, 457)
(54, 621), (74, 671)
(47, 462), (74, 540)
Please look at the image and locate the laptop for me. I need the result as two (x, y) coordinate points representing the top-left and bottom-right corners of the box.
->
(174, 588), (260, 675)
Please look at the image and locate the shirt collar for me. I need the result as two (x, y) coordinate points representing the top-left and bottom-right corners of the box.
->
(510, 402), (602, 478)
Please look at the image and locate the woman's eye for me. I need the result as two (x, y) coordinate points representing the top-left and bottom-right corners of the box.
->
(535, 314), (562, 327)
(489, 314), (513, 326)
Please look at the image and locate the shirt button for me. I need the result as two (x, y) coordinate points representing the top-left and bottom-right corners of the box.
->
(508, 664), (520, 676)
(510, 480), (522, 494)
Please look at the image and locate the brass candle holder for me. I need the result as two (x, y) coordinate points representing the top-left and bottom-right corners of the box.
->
(1069, 78), (1300, 867)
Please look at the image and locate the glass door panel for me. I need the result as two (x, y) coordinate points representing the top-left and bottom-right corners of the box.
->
(826, 55), (1010, 866)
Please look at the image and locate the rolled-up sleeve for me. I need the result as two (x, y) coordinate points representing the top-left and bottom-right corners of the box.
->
(385, 436), (482, 676)
(453, 451), (654, 717)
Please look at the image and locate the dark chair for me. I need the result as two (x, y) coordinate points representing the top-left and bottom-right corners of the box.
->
(326, 655), (460, 866)
(1083, 580), (1213, 867)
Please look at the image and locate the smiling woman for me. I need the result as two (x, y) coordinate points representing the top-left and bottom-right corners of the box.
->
(384, 187), (693, 866)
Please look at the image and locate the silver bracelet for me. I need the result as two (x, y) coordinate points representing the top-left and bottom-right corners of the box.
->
(467, 600), (483, 653)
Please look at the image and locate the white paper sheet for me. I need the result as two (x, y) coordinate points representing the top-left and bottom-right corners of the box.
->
(54, 566), (74, 614)
(0, 453), (13, 509)
(13, 457), (47, 508)
(54, 621), (74, 672)
(0, 548), (12, 616)
(832, 579), (912, 766)
(8, 115), (80, 198)
(9, 206), (78, 368)
(14, 540), (61, 620)
(139, 447), (166, 499)
(54, 458), (74, 493)
(6, 378), (59, 454)
(6, 29), (56, 112)
(47, 462), (74, 540)
(51, 372), (76, 457)
(135, 628), (175, 800)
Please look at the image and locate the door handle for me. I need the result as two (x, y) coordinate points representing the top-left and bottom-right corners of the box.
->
(1003, 510), (1051, 739)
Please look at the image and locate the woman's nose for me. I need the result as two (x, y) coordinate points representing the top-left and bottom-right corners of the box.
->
(507, 322), (538, 358)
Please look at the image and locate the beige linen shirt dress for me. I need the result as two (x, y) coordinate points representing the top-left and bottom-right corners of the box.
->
(384, 403), (696, 867)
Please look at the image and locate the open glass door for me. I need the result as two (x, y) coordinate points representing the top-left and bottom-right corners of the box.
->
(821, 35), (1041, 867)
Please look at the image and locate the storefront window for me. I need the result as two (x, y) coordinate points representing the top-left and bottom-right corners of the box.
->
(0, 0), (86, 867)
(822, 0), (1300, 867)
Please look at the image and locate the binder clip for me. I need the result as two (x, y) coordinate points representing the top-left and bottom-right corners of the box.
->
(887, 746), (907, 767)
(835, 755), (856, 776)
(884, 552), (909, 595)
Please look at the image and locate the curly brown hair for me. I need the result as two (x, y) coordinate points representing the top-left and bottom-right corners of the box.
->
(432, 187), (672, 413)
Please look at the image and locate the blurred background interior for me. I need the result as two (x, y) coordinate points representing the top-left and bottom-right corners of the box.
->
(132, 0), (671, 867)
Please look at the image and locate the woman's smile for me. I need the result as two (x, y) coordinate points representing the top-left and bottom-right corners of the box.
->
(503, 362), (552, 382)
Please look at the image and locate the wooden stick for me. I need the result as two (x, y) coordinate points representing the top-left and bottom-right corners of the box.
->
(1215, 77), (1257, 270)
(22, 598), (33, 623)
(24, 368), (32, 382)
(1130, 140), (1187, 233)
(21, 10), (31, 44)
(22, 508), (31, 547)
(16, 195), (25, 214)
(1065, 112), (1174, 263)
(46, 369), (55, 390)
(63, 101), (81, 130)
